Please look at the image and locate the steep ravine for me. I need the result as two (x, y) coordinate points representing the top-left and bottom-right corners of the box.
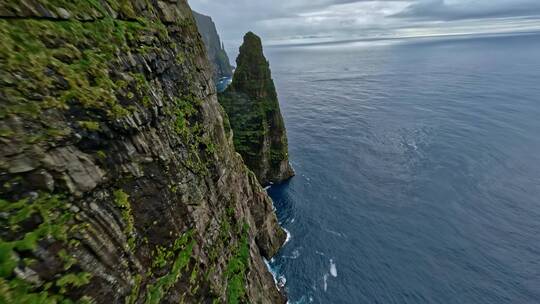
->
(0, 1), (285, 303)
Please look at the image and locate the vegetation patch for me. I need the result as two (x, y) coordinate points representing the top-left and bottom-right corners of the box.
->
(0, 15), (162, 144)
(171, 95), (218, 174)
(145, 230), (195, 304)
(78, 120), (100, 131)
(225, 223), (250, 304)
(0, 194), (91, 303)
(114, 189), (136, 250)
(126, 274), (143, 304)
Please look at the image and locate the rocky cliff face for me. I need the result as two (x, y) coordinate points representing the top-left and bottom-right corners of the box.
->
(193, 11), (233, 82)
(0, 1), (285, 303)
(219, 32), (294, 186)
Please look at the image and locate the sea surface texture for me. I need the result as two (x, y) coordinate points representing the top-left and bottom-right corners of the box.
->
(264, 33), (540, 304)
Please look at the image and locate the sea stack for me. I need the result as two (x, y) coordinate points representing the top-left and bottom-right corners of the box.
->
(219, 32), (295, 186)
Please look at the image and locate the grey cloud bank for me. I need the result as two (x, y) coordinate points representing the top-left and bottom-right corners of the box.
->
(395, 0), (540, 20)
(189, 0), (540, 46)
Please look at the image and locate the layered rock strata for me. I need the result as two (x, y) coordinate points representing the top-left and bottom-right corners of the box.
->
(0, 1), (285, 303)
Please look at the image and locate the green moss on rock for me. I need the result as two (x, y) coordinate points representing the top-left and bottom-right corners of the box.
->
(0, 194), (91, 303)
(114, 189), (136, 250)
(226, 223), (250, 304)
(219, 32), (294, 186)
(146, 230), (195, 304)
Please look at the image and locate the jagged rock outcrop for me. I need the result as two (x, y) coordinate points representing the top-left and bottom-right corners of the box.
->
(0, 1), (285, 303)
(193, 11), (233, 83)
(219, 32), (294, 186)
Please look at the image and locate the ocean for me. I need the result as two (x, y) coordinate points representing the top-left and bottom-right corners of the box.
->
(262, 32), (540, 304)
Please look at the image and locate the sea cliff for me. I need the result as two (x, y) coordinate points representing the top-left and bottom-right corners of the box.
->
(0, 1), (285, 303)
(193, 10), (234, 82)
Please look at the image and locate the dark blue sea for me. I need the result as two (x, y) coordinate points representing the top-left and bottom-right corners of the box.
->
(263, 33), (540, 304)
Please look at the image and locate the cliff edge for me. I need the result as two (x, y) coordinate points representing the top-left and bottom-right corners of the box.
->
(193, 10), (234, 82)
(219, 32), (295, 186)
(0, 1), (285, 303)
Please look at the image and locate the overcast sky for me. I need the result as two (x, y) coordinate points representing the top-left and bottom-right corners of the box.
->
(189, 0), (540, 47)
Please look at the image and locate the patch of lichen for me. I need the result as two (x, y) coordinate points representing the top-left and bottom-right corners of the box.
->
(0, 194), (92, 303)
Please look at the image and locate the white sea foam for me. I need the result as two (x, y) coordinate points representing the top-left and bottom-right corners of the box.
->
(264, 185), (271, 191)
(413, 105), (434, 113)
(291, 218), (295, 223)
(323, 274), (328, 292)
(278, 275), (287, 287)
(263, 258), (278, 285)
(284, 228), (292, 245)
(264, 258), (288, 292)
(360, 105), (377, 110)
(330, 259), (338, 277)
(284, 249), (300, 259)
(287, 295), (312, 304)
(324, 228), (344, 237)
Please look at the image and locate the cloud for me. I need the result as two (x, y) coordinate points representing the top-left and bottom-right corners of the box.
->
(394, 0), (540, 21)
(188, 0), (540, 45)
